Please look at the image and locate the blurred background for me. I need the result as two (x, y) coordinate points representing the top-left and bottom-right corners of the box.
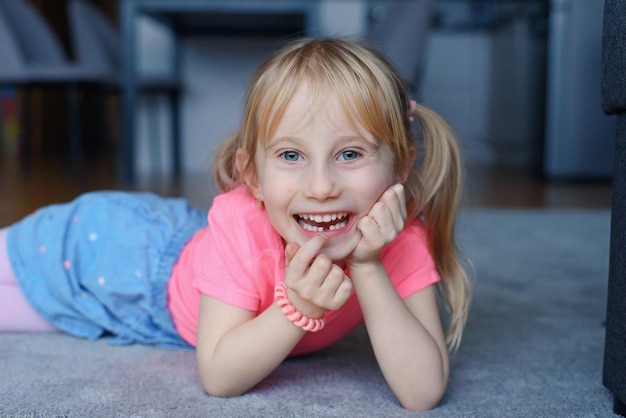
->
(0, 0), (614, 224)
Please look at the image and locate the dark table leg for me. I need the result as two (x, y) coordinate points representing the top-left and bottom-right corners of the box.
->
(121, 0), (138, 185)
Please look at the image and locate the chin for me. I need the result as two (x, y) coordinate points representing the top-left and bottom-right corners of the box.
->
(288, 226), (360, 264)
(320, 238), (358, 264)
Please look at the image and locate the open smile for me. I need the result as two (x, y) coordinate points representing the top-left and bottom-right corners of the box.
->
(295, 212), (350, 232)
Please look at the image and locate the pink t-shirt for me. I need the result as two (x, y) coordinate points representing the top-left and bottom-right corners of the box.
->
(167, 185), (439, 355)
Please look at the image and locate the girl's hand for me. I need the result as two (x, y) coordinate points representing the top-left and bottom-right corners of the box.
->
(283, 235), (353, 318)
(350, 183), (407, 266)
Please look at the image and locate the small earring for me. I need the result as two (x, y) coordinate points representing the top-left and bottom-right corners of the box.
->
(256, 199), (265, 210)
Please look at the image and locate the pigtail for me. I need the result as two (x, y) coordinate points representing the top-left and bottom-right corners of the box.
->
(412, 103), (472, 352)
(213, 131), (243, 193)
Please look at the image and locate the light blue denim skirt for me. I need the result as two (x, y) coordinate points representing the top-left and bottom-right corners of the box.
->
(7, 191), (207, 348)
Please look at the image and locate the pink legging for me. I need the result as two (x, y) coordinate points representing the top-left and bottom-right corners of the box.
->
(0, 227), (57, 332)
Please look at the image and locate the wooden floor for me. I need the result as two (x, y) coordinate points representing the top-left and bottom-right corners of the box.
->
(0, 148), (613, 227)
(462, 162), (613, 209)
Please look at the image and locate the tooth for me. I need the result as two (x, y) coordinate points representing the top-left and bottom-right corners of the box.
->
(299, 214), (349, 232)
(300, 220), (323, 232)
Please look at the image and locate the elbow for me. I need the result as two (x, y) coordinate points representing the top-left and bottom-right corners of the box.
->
(197, 352), (250, 398)
(400, 395), (443, 412)
(398, 382), (446, 411)
(198, 364), (250, 398)
(200, 375), (248, 399)
(399, 356), (449, 411)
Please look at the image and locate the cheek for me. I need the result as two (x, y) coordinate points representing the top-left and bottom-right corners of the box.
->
(365, 175), (394, 197)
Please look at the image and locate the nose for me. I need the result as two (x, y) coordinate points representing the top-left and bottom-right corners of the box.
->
(304, 162), (339, 201)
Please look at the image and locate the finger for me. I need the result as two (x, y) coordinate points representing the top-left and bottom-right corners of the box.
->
(304, 253), (334, 291)
(291, 235), (327, 265)
(384, 183), (407, 219)
(357, 214), (387, 248)
(285, 235), (328, 283)
(372, 201), (400, 234)
(284, 242), (300, 266)
(377, 184), (407, 231)
(322, 266), (353, 310)
(391, 183), (407, 220)
(302, 263), (352, 311)
(334, 275), (353, 308)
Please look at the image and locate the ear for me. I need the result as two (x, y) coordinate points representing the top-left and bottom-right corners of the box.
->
(236, 148), (263, 201)
(397, 146), (417, 183)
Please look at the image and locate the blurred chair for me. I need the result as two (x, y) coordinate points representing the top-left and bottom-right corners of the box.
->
(601, 0), (626, 416)
(67, 0), (183, 178)
(365, 0), (435, 97)
(0, 0), (108, 177)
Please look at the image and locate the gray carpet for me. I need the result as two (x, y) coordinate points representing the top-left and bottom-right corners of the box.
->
(0, 209), (617, 417)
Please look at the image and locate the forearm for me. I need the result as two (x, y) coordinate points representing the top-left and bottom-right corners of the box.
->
(196, 301), (306, 397)
(350, 262), (449, 411)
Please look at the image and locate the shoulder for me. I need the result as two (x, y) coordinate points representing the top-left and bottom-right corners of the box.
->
(206, 185), (283, 258)
(209, 186), (263, 232)
(209, 185), (257, 219)
(190, 186), (284, 311)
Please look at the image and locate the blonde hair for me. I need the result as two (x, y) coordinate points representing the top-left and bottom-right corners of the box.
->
(214, 38), (471, 351)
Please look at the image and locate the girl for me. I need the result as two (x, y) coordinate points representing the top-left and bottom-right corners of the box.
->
(0, 38), (471, 411)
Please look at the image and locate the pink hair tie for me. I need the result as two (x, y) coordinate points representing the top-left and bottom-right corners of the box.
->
(408, 100), (418, 122)
(274, 283), (326, 332)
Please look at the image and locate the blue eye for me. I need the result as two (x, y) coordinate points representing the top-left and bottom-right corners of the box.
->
(281, 151), (302, 161)
(338, 150), (359, 161)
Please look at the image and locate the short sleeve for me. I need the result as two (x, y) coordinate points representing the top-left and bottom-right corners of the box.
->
(192, 187), (284, 312)
(381, 220), (440, 299)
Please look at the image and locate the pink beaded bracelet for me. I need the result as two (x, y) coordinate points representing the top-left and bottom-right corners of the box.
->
(274, 283), (326, 332)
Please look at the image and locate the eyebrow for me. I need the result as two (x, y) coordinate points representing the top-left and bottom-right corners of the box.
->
(267, 134), (379, 148)
(264, 136), (303, 149)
